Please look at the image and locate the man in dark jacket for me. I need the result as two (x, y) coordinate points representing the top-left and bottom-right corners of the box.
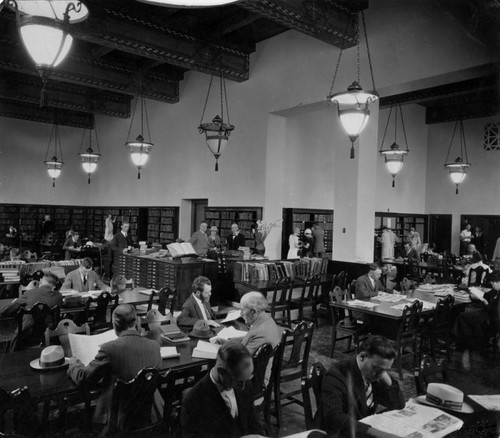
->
(177, 276), (219, 327)
(181, 341), (265, 438)
(318, 335), (405, 438)
(226, 222), (246, 251)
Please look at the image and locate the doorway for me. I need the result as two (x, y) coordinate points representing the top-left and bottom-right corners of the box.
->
(191, 199), (208, 234)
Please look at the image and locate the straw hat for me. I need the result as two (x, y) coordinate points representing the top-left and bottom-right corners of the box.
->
(415, 383), (473, 414)
(188, 320), (215, 339)
(30, 345), (70, 371)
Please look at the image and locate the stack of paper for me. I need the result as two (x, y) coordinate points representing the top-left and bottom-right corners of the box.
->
(192, 340), (219, 359)
(214, 326), (247, 340)
(346, 300), (378, 309)
(372, 292), (406, 303)
(160, 346), (180, 359)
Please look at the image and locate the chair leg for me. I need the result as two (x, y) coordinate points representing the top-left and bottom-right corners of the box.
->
(274, 380), (281, 428)
(331, 326), (337, 358)
(346, 335), (353, 353)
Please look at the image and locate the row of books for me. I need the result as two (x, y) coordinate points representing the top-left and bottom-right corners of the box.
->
(233, 257), (328, 283)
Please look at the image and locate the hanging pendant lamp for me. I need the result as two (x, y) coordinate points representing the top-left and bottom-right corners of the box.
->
(43, 122), (64, 187)
(78, 115), (101, 184)
(327, 10), (378, 159)
(379, 103), (410, 187)
(125, 81), (153, 179)
(444, 119), (471, 194)
(10, 1), (87, 107)
(198, 49), (234, 172)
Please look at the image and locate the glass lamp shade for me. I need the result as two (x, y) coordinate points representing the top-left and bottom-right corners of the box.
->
(14, 1), (89, 23)
(18, 15), (73, 68)
(79, 148), (101, 183)
(198, 115), (234, 171)
(44, 156), (63, 186)
(445, 158), (470, 194)
(380, 142), (408, 186)
(449, 169), (467, 185)
(125, 135), (153, 178)
(385, 159), (404, 176)
(338, 108), (370, 142)
(136, 0), (239, 7)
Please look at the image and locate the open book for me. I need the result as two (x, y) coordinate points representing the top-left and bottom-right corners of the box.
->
(68, 329), (117, 366)
(167, 242), (197, 258)
(213, 326), (247, 340)
(469, 395), (500, 411)
(192, 340), (219, 359)
(360, 403), (463, 438)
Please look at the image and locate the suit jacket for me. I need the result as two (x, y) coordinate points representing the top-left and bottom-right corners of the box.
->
(109, 232), (133, 257)
(189, 230), (210, 256)
(405, 248), (419, 260)
(61, 269), (108, 292)
(68, 329), (162, 426)
(226, 233), (246, 251)
(177, 294), (216, 327)
(63, 237), (82, 260)
(355, 274), (386, 299)
(240, 312), (282, 355)
(181, 372), (263, 438)
(317, 357), (405, 438)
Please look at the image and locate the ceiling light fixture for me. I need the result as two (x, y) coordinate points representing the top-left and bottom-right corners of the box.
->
(125, 81), (153, 179)
(198, 47), (234, 172)
(379, 103), (409, 187)
(78, 115), (101, 184)
(43, 121), (64, 187)
(444, 119), (471, 194)
(327, 10), (378, 159)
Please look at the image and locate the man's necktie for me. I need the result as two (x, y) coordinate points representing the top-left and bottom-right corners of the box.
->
(83, 274), (88, 287)
(365, 382), (374, 411)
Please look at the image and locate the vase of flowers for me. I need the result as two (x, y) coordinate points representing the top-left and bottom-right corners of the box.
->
(253, 219), (282, 256)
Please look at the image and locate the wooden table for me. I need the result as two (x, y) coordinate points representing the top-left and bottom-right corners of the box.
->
(234, 274), (333, 294)
(380, 259), (463, 283)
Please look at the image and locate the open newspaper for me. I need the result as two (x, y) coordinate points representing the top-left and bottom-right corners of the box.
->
(360, 402), (463, 438)
(68, 329), (117, 366)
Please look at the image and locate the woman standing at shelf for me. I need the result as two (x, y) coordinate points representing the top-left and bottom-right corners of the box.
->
(104, 214), (115, 242)
(287, 227), (302, 259)
(379, 226), (399, 260)
(207, 226), (222, 252)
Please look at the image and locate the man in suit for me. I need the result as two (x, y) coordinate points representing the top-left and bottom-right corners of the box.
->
(226, 222), (246, 251)
(68, 304), (162, 429)
(61, 257), (110, 292)
(181, 341), (265, 438)
(355, 264), (386, 300)
(318, 336), (405, 438)
(189, 221), (210, 256)
(312, 223), (325, 258)
(177, 276), (220, 327)
(211, 291), (281, 355)
(404, 243), (419, 260)
(109, 222), (133, 275)
(63, 231), (82, 260)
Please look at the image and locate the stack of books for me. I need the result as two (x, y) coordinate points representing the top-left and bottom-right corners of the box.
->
(160, 324), (189, 343)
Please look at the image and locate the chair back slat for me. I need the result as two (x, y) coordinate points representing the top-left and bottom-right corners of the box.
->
(279, 321), (314, 375)
(251, 344), (275, 399)
(399, 300), (423, 340)
(414, 355), (449, 395)
(302, 274), (321, 301)
(301, 362), (326, 429)
(0, 309), (23, 353)
(23, 302), (61, 343)
(84, 292), (119, 329)
(468, 266), (487, 286)
(156, 286), (176, 316)
(45, 318), (90, 357)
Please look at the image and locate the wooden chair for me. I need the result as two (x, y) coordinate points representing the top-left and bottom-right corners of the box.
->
(21, 302), (61, 346)
(0, 309), (23, 353)
(0, 386), (39, 436)
(272, 321), (314, 427)
(269, 277), (294, 327)
(404, 259), (423, 285)
(329, 285), (364, 357)
(109, 367), (163, 437)
(420, 295), (454, 360)
(84, 291), (119, 333)
(301, 362), (326, 430)
(388, 300), (423, 379)
(147, 286), (176, 316)
(468, 266), (487, 286)
(161, 364), (209, 437)
(414, 355), (449, 396)
(334, 271), (347, 290)
(290, 274), (322, 325)
(44, 318), (90, 357)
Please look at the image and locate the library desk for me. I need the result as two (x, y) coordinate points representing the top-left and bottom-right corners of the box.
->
(0, 337), (213, 402)
(234, 273), (333, 295)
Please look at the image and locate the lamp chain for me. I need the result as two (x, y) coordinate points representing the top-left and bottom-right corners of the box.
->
(444, 119), (459, 164)
(379, 104), (393, 150)
(394, 102), (398, 140)
(199, 75), (214, 126)
(399, 104), (409, 151)
(361, 10), (376, 92)
(44, 124), (56, 161)
(355, 14), (360, 84)
(327, 10), (353, 96)
(126, 91), (139, 142)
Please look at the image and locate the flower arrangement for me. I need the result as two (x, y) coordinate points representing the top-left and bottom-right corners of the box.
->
(253, 219), (282, 245)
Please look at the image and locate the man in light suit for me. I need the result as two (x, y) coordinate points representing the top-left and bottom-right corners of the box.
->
(317, 336), (404, 438)
(61, 257), (110, 292)
(355, 264), (386, 300)
(177, 276), (220, 327)
(181, 341), (264, 438)
(189, 221), (210, 256)
(212, 291), (282, 355)
(68, 304), (162, 430)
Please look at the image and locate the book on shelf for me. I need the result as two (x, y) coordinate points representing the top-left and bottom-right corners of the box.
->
(167, 242), (197, 258)
(192, 340), (219, 359)
(360, 402), (463, 438)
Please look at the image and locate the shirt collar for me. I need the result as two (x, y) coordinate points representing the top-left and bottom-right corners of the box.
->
(356, 356), (369, 387)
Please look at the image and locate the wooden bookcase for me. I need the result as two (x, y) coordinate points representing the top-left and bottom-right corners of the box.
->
(281, 208), (334, 259)
(204, 207), (263, 248)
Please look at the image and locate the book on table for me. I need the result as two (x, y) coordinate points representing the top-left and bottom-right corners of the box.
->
(161, 324), (189, 343)
(68, 329), (117, 366)
(160, 346), (180, 359)
(192, 340), (219, 359)
(360, 402), (463, 437)
(167, 242), (197, 258)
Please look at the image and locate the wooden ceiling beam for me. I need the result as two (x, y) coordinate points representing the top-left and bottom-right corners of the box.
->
(210, 9), (261, 37)
(0, 71), (131, 118)
(0, 43), (179, 104)
(72, 5), (250, 82)
(0, 99), (94, 128)
(237, 0), (361, 48)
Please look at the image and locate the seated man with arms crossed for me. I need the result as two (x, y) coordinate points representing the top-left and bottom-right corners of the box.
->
(177, 276), (220, 327)
(318, 335), (405, 438)
(212, 291), (281, 355)
(61, 257), (110, 292)
(68, 304), (161, 430)
(181, 341), (266, 438)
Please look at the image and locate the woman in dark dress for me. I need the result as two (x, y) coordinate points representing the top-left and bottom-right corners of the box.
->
(455, 270), (500, 370)
(301, 229), (314, 258)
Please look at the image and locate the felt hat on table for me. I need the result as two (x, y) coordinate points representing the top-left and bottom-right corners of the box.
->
(188, 320), (216, 339)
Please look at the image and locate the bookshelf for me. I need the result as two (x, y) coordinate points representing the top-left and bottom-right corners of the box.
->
(204, 207), (263, 248)
(146, 207), (179, 245)
(281, 208), (334, 259)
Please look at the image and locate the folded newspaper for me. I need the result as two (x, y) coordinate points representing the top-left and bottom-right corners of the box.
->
(360, 402), (463, 437)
